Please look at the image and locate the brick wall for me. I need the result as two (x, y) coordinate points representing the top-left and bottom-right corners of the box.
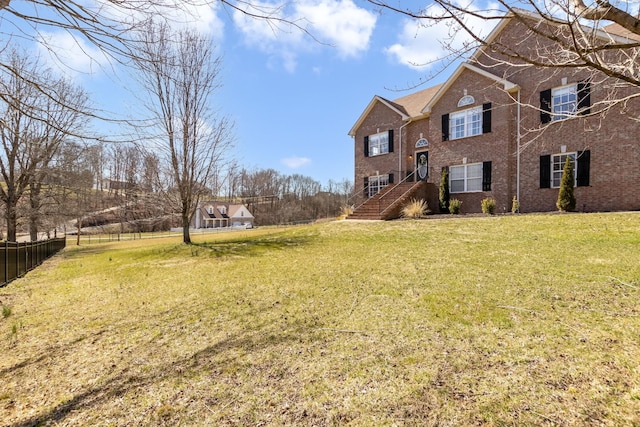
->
(353, 101), (405, 205)
(351, 17), (640, 214)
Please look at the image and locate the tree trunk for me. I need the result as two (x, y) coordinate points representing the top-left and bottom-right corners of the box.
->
(6, 203), (17, 242)
(29, 183), (41, 242)
(76, 217), (81, 246)
(182, 213), (191, 244)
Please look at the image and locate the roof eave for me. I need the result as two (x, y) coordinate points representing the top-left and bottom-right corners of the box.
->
(421, 63), (519, 114)
(348, 95), (410, 137)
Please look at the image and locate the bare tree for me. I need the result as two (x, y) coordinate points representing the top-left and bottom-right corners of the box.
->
(0, 50), (88, 241)
(133, 21), (233, 244)
(369, 0), (640, 118)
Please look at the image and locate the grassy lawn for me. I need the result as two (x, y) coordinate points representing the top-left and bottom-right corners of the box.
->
(1, 213), (639, 426)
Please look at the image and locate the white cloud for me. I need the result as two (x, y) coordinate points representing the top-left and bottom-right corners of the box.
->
(156, 1), (225, 40)
(296, 0), (376, 58)
(100, 0), (225, 39)
(232, 0), (376, 72)
(37, 31), (110, 78)
(36, 1), (225, 79)
(282, 156), (311, 169)
(385, 0), (500, 70)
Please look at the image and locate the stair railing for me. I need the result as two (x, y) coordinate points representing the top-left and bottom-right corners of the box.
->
(350, 170), (418, 217)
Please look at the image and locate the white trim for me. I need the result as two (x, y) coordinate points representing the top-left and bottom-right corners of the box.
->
(551, 83), (578, 121)
(348, 96), (408, 136)
(368, 131), (390, 157)
(450, 162), (483, 193)
(551, 152), (577, 188)
(422, 63), (518, 115)
(449, 105), (483, 140)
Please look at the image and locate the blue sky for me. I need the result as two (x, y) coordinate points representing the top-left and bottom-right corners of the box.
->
(4, 0), (498, 187)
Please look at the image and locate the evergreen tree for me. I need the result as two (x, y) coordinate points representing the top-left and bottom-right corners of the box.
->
(556, 157), (576, 212)
(439, 167), (450, 213)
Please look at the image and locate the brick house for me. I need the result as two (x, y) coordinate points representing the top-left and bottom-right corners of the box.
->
(348, 11), (640, 217)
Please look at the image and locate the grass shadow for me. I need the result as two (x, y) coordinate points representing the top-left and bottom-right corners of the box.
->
(6, 318), (316, 427)
(191, 234), (315, 258)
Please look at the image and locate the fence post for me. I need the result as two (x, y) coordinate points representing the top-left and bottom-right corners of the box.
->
(3, 241), (7, 285)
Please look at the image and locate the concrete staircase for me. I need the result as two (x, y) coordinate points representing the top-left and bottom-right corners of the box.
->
(347, 181), (428, 220)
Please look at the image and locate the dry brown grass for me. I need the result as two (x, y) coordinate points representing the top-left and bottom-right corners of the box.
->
(1, 214), (639, 426)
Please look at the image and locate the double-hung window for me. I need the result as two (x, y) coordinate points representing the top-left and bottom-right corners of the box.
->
(540, 80), (591, 124)
(551, 153), (576, 188)
(449, 106), (482, 140)
(552, 85), (577, 121)
(367, 131), (389, 156)
(540, 151), (590, 188)
(450, 163), (483, 193)
(442, 103), (491, 141)
(367, 174), (390, 198)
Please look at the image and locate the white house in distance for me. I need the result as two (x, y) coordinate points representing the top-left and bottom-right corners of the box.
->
(192, 202), (255, 229)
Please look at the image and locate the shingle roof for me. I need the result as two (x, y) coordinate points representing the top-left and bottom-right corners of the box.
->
(602, 22), (640, 42)
(390, 84), (443, 118)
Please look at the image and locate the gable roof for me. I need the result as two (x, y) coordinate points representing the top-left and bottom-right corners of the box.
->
(228, 204), (255, 219)
(421, 63), (519, 114)
(348, 84), (442, 136)
(394, 84), (443, 118)
(470, 8), (640, 64)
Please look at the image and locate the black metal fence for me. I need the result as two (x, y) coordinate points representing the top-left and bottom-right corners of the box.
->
(0, 237), (66, 287)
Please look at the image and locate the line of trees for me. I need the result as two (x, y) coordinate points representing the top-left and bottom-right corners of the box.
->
(227, 168), (353, 225)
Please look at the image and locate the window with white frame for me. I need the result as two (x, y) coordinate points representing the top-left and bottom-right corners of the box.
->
(450, 163), (483, 193)
(552, 84), (577, 121)
(551, 153), (576, 188)
(450, 106), (482, 140)
(368, 174), (389, 198)
(368, 131), (389, 156)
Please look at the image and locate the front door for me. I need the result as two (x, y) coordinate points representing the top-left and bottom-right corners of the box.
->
(416, 151), (429, 181)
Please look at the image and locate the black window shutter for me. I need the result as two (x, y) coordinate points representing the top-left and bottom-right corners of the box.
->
(364, 136), (369, 158)
(540, 154), (551, 188)
(577, 150), (591, 187)
(442, 114), (449, 141)
(577, 80), (591, 115)
(363, 177), (369, 196)
(388, 173), (394, 184)
(482, 161), (492, 191)
(388, 129), (394, 153)
(540, 89), (552, 124)
(482, 103), (492, 134)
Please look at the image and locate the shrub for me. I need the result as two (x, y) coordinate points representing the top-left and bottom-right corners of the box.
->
(511, 196), (520, 214)
(339, 205), (354, 219)
(2, 305), (11, 318)
(402, 198), (429, 219)
(481, 197), (496, 215)
(556, 157), (576, 212)
(439, 168), (450, 213)
(449, 198), (462, 214)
